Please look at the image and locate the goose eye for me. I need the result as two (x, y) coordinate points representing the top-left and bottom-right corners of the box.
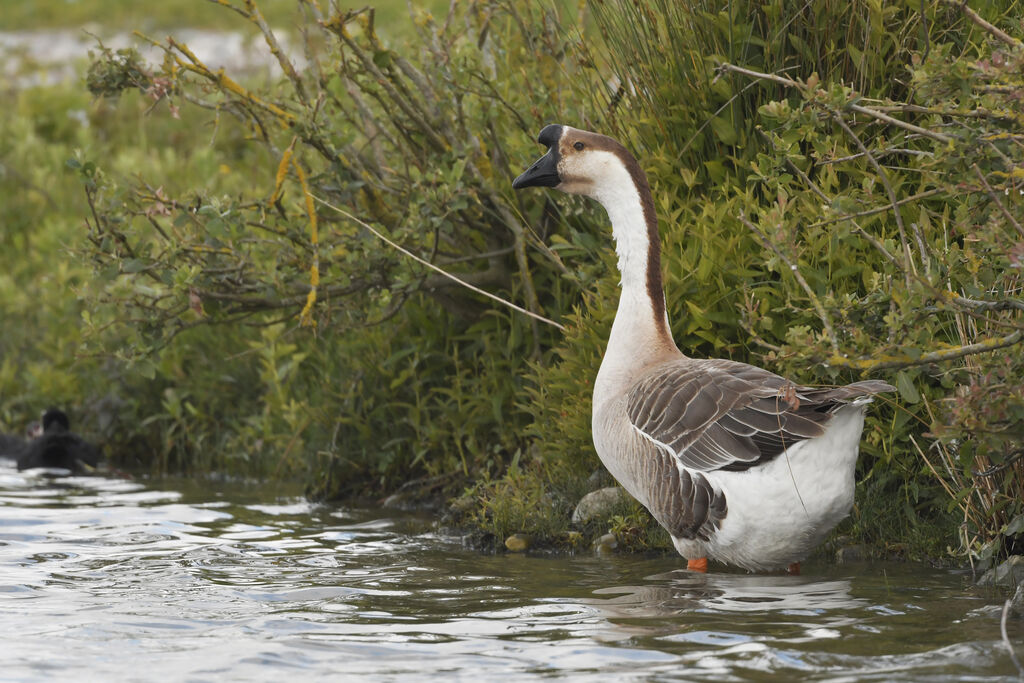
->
(573, 141), (585, 151)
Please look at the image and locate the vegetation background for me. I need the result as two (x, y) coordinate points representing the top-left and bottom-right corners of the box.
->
(1, 0), (1021, 571)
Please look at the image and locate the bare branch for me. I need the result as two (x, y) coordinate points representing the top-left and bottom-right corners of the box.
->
(738, 212), (840, 354)
(243, 0), (309, 105)
(846, 103), (952, 143)
(314, 194), (566, 331)
(716, 61), (953, 142)
(950, 293), (1024, 314)
(940, 0), (1023, 48)
(817, 147), (934, 166)
(829, 329), (1023, 371)
(972, 163), (1024, 239)
(807, 189), (944, 229)
(832, 111), (916, 284)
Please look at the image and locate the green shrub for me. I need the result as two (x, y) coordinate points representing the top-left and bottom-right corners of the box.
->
(5, 0), (1020, 566)
(517, 0), (1022, 559)
(66, 2), (599, 491)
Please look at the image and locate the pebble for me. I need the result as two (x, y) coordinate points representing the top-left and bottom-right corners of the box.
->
(592, 532), (618, 554)
(504, 533), (531, 552)
(835, 544), (870, 564)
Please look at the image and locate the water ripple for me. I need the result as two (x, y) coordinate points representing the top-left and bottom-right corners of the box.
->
(0, 459), (1020, 681)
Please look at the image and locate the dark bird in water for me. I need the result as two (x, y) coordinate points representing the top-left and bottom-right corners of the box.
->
(16, 408), (101, 474)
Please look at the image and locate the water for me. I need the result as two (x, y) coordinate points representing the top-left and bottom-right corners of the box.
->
(1, 29), (299, 87)
(0, 462), (1020, 681)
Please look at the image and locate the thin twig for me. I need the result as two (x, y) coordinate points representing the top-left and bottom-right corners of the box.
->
(911, 222), (932, 272)
(973, 163), (1024, 239)
(738, 212), (840, 354)
(911, 434), (963, 511)
(951, 294), (1024, 314)
(872, 104), (1003, 121)
(807, 189), (944, 229)
(313, 194), (566, 331)
(135, 31), (295, 124)
(324, 21), (448, 154)
(756, 128), (830, 203)
(715, 62), (800, 89)
(832, 111), (916, 284)
(243, 0), (309, 105)
(973, 449), (1024, 478)
(851, 220), (901, 267)
(716, 62), (952, 143)
(818, 147), (934, 166)
(1002, 598), (1024, 678)
(205, 0), (249, 19)
(942, 0), (1023, 47)
(846, 103), (953, 143)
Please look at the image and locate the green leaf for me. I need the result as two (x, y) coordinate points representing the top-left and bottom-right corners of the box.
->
(206, 218), (229, 238)
(710, 113), (737, 146)
(122, 259), (148, 274)
(895, 370), (920, 404)
(372, 49), (392, 69)
(1004, 514), (1024, 537)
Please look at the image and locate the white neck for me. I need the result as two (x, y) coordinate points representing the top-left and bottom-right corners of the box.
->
(591, 176), (678, 406)
(602, 188), (651, 291)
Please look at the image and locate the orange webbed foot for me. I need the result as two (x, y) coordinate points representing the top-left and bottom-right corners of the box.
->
(687, 557), (708, 573)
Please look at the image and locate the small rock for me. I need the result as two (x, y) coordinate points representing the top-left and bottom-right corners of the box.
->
(504, 533), (531, 552)
(835, 544), (870, 564)
(976, 554), (1024, 587)
(572, 486), (630, 525)
(382, 492), (407, 509)
(592, 532), (618, 554)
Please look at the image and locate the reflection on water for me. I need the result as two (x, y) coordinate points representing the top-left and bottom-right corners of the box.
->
(0, 462), (1019, 681)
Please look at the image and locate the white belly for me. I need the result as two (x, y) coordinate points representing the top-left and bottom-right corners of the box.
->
(673, 405), (867, 571)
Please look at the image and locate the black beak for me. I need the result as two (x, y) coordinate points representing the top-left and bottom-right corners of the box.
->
(512, 124), (563, 190)
(512, 147), (560, 189)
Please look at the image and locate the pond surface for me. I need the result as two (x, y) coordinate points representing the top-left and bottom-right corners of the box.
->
(0, 462), (1019, 681)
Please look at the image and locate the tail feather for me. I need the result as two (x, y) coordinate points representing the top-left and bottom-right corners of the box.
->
(803, 380), (895, 404)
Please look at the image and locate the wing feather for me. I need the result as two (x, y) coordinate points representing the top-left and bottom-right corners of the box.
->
(627, 358), (893, 472)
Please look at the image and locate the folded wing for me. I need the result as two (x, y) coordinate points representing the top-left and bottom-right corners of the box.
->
(627, 358), (894, 473)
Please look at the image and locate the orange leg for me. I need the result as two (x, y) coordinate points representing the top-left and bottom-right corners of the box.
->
(687, 557), (708, 573)
(787, 562), (801, 575)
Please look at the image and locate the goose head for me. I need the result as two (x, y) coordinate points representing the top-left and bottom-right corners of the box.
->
(512, 124), (646, 205)
(512, 124), (662, 301)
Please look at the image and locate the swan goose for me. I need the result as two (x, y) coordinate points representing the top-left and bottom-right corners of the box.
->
(512, 124), (893, 572)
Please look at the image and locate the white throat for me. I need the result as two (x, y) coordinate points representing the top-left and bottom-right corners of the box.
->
(587, 158), (678, 406)
(569, 151), (654, 291)
(600, 183), (653, 292)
